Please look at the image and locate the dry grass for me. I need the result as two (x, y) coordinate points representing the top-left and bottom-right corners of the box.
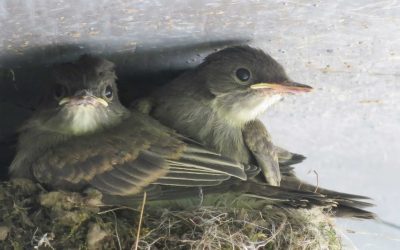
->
(138, 206), (340, 249)
(0, 179), (341, 249)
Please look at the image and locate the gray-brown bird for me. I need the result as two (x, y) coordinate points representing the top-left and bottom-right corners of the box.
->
(138, 45), (311, 186)
(136, 46), (374, 216)
(9, 55), (130, 180)
(9, 55), (373, 218)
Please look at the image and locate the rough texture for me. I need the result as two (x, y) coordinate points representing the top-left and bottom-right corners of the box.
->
(0, 179), (341, 249)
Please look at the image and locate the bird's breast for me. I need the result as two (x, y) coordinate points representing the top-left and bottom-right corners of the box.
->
(200, 120), (251, 164)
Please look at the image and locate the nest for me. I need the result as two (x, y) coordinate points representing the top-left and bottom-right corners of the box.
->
(0, 179), (341, 249)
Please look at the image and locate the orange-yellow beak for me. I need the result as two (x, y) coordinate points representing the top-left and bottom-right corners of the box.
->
(250, 81), (312, 93)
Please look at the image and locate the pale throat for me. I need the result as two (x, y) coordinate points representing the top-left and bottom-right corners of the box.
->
(69, 106), (103, 134)
(49, 105), (113, 135)
(214, 94), (283, 127)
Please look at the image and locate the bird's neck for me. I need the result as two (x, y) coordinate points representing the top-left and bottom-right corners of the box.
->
(42, 105), (130, 136)
(211, 93), (283, 127)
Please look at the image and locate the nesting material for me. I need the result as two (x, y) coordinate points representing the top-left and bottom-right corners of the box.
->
(0, 180), (341, 249)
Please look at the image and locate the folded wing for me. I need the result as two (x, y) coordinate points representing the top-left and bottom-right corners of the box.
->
(32, 111), (246, 196)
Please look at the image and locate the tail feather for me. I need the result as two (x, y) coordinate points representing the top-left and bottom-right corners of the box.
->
(281, 177), (372, 203)
(331, 205), (376, 219)
(244, 182), (375, 218)
(101, 179), (375, 219)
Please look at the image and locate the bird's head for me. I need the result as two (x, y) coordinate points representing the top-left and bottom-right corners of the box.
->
(35, 55), (129, 135)
(197, 46), (312, 125)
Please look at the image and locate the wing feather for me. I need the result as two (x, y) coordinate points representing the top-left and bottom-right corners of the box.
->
(32, 111), (246, 196)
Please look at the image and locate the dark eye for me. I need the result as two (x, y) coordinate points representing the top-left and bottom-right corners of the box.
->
(235, 68), (251, 82)
(53, 84), (67, 99)
(103, 85), (113, 100)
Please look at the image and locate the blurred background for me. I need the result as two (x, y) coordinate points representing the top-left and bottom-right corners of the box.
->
(1, 1), (399, 248)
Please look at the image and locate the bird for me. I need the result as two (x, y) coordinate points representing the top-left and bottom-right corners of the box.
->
(9, 55), (130, 180)
(136, 45), (311, 186)
(9, 54), (373, 219)
(135, 45), (374, 217)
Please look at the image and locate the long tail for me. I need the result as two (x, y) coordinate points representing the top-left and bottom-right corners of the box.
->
(274, 163), (374, 219)
(102, 179), (375, 219)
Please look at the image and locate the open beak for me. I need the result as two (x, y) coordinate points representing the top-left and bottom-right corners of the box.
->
(59, 94), (108, 107)
(250, 81), (312, 93)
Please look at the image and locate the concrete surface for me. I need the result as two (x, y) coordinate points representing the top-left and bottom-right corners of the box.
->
(1, 0), (400, 249)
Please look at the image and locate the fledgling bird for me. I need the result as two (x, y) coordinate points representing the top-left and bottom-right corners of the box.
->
(140, 45), (312, 186)
(9, 55), (373, 219)
(142, 45), (370, 205)
(9, 55), (130, 180)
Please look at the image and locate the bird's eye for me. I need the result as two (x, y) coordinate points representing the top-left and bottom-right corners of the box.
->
(53, 84), (67, 100)
(235, 68), (251, 82)
(103, 85), (113, 100)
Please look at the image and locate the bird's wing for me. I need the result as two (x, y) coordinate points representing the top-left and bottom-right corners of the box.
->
(242, 119), (281, 186)
(32, 111), (246, 196)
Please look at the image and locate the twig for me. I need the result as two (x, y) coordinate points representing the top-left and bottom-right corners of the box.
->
(133, 192), (147, 250)
(112, 211), (122, 250)
(303, 170), (320, 193)
(97, 206), (137, 215)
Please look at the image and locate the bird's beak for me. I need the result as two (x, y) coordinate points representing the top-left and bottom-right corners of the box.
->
(59, 93), (108, 107)
(250, 81), (312, 93)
